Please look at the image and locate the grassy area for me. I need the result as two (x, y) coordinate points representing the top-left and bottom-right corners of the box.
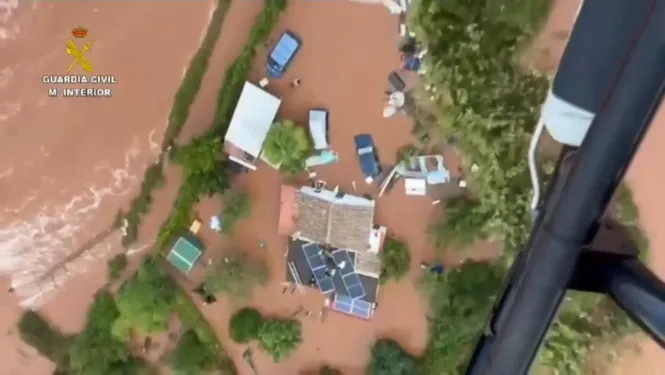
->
(119, 0), (233, 247)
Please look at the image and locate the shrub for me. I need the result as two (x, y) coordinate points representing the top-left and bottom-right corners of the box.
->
(396, 144), (418, 163)
(229, 307), (263, 344)
(168, 330), (217, 374)
(173, 290), (237, 374)
(163, 0), (233, 149)
(262, 120), (312, 174)
(410, 0), (640, 373)
(205, 250), (270, 301)
(68, 290), (131, 375)
(221, 189), (252, 233)
(319, 365), (343, 375)
(380, 237), (411, 283)
(366, 339), (420, 375)
(107, 253), (128, 281)
(17, 311), (72, 368)
(258, 318), (303, 362)
(420, 261), (505, 374)
(114, 259), (177, 335)
(177, 136), (229, 197)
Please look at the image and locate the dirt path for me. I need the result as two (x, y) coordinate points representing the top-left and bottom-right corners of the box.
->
(0, 0), (215, 372)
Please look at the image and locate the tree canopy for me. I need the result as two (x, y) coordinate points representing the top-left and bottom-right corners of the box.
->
(229, 307), (263, 344)
(221, 189), (252, 233)
(366, 339), (420, 375)
(380, 237), (411, 283)
(69, 291), (131, 375)
(258, 318), (303, 363)
(168, 330), (217, 374)
(410, 0), (638, 373)
(114, 259), (177, 336)
(204, 250), (270, 301)
(262, 120), (312, 174)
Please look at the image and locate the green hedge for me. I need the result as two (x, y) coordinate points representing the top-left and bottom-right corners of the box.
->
(152, 0), (289, 258)
(120, 0), (233, 247)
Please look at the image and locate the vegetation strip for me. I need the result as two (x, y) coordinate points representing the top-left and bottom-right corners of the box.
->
(409, 0), (647, 373)
(18, 290), (155, 375)
(152, 0), (289, 257)
(119, 0), (233, 247)
(146, 0), (288, 372)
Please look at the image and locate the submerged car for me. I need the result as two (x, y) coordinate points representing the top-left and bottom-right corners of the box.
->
(266, 31), (302, 79)
(309, 109), (330, 150)
(354, 134), (382, 183)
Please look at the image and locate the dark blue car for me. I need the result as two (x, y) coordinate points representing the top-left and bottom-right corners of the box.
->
(354, 134), (382, 183)
(266, 31), (302, 79)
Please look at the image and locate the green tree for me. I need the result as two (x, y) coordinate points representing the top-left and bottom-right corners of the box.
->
(168, 330), (216, 375)
(380, 237), (411, 283)
(420, 261), (505, 374)
(69, 290), (131, 375)
(178, 136), (229, 197)
(262, 120), (312, 174)
(107, 253), (128, 281)
(366, 339), (420, 375)
(428, 197), (491, 252)
(17, 311), (72, 369)
(410, 1), (637, 373)
(258, 318), (302, 362)
(222, 189), (252, 233)
(229, 307), (263, 344)
(205, 250), (270, 301)
(114, 259), (177, 336)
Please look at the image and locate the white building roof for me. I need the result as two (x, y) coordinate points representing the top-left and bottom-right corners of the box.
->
(224, 82), (282, 157)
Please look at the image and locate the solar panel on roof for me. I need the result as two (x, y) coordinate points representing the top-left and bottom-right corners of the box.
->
(302, 243), (335, 294)
(332, 250), (355, 277)
(342, 273), (366, 299)
(332, 294), (372, 319)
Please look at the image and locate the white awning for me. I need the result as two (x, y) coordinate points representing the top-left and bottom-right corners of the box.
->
(224, 82), (282, 157)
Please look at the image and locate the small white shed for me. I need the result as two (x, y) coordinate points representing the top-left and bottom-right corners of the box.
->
(224, 82), (282, 170)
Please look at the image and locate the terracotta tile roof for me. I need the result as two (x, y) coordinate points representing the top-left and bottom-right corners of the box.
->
(294, 190), (374, 251)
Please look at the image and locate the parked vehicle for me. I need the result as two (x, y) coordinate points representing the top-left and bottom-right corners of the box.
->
(309, 109), (330, 150)
(354, 134), (382, 183)
(266, 31), (302, 78)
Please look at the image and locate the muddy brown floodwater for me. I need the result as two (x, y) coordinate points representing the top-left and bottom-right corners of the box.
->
(162, 2), (439, 374)
(0, 1), (214, 373)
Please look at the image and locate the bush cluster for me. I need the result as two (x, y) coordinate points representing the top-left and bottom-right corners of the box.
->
(379, 237), (411, 283)
(18, 290), (153, 375)
(228, 307), (303, 363)
(119, 0), (234, 247)
(410, 0), (644, 373)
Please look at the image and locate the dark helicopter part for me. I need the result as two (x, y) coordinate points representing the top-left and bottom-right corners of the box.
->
(465, 1), (665, 374)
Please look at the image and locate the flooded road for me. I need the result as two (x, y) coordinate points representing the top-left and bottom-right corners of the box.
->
(0, 1), (213, 373)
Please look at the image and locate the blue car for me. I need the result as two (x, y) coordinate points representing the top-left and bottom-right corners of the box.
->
(266, 31), (302, 79)
(354, 134), (382, 183)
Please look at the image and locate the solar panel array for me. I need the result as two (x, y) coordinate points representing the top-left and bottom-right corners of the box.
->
(332, 250), (366, 300)
(332, 294), (373, 320)
(302, 243), (335, 293)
